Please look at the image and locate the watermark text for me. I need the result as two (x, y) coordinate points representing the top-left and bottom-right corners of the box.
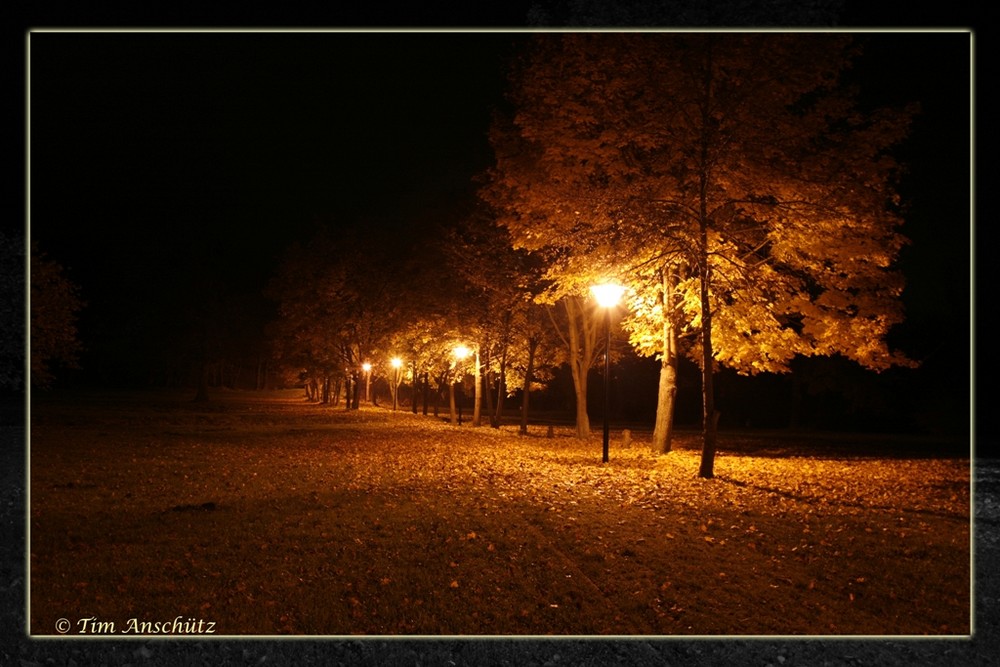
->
(56, 616), (216, 635)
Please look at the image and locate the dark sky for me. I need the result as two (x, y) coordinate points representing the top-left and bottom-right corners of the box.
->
(29, 32), (528, 291)
(26, 30), (971, 400)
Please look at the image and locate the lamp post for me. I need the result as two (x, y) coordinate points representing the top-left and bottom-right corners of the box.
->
(362, 362), (372, 403)
(391, 357), (402, 411)
(591, 282), (625, 463)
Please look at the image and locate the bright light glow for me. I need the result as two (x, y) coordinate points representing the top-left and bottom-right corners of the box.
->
(454, 345), (470, 360)
(362, 362), (372, 372)
(391, 357), (403, 369)
(591, 282), (625, 308)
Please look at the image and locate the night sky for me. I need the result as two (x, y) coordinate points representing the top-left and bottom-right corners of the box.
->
(29, 32), (531, 382)
(26, 30), (972, 435)
(30, 32), (527, 299)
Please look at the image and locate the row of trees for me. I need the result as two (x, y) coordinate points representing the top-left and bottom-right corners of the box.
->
(267, 34), (917, 478)
(24, 35), (922, 477)
(265, 212), (566, 433)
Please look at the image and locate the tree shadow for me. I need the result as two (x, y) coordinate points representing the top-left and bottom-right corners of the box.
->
(714, 474), (970, 522)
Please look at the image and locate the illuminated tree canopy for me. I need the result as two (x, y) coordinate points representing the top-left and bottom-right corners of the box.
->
(486, 33), (917, 476)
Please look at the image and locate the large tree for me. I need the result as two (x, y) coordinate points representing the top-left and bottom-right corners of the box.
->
(488, 33), (917, 476)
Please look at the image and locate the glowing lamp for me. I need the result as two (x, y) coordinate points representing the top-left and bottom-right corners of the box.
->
(590, 283), (625, 308)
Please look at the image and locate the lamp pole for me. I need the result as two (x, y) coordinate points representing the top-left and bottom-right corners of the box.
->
(591, 283), (625, 464)
(602, 306), (611, 463)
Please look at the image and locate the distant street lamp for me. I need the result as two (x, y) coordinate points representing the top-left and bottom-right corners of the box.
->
(391, 357), (403, 411)
(591, 282), (625, 463)
(362, 362), (372, 403)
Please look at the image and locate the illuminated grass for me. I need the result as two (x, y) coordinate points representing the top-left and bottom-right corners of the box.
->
(29, 390), (970, 636)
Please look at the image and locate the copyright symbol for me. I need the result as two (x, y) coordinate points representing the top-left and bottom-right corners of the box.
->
(55, 618), (71, 634)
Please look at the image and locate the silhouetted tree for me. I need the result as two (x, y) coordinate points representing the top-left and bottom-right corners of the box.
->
(30, 243), (84, 388)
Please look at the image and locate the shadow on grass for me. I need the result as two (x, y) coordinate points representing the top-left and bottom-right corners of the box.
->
(713, 473), (969, 522)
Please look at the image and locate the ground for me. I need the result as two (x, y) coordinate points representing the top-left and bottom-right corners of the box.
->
(3, 390), (995, 664)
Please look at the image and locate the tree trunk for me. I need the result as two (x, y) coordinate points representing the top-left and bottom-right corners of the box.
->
(484, 368), (497, 428)
(434, 377), (442, 418)
(653, 356), (678, 455)
(698, 322), (718, 479)
(494, 345), (507, 428)
(473, 347), (482, 427)
(448, 371), (458, 424)
(697, 44), (719, 479)
(697, 232), (719, 478)
(192, 361), (210, 403)
(571, 365), (590, 439)
(545, 297), (598, 439)
(519, 336), (538, 435)
(256, 357), (266, 391)
(566, 298), (592, 439)
(411, 362), (418, 414)
(652, 267), (678, 454)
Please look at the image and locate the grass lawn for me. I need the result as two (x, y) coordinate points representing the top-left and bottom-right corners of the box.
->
(28, 390), (970, 637)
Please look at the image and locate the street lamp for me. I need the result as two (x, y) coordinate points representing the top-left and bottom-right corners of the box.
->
(591, 282), (625, 463)
(391, 357), (403, 411)
(362, 362), (372, 403)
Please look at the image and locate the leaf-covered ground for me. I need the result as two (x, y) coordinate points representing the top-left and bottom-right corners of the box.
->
(26, 389), (970, 641)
